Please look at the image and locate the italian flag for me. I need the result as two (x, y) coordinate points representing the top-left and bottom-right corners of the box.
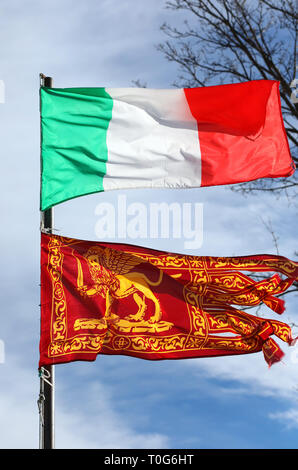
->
(40, 80), (294, 211)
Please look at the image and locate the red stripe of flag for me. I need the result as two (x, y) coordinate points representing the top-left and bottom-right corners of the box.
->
(184, 80), (295, 187)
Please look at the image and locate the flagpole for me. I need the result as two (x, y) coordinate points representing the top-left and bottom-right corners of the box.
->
(38, 73), (55, 450)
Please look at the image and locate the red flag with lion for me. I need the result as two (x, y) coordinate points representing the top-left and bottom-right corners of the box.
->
(40, 233), (298, 367)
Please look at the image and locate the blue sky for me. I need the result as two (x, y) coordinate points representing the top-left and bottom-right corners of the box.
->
(0, 0), (297, 449)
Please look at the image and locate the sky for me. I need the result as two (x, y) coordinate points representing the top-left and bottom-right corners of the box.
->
(0, 0), (297, 450)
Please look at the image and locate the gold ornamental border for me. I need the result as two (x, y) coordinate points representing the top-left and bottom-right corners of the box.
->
(49, 331), (251, 359)
(47, 236), (68, 343)
(53, 237), (298, 277)
(48, 330), (262, 359)
(122, 251), (298, 278)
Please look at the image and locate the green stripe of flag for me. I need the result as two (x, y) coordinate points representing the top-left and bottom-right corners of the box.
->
(40, 87), (113, 211)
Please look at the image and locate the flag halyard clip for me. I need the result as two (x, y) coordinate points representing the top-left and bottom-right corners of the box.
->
(40, 224), (60, 234)
(39, 367), (54, 388)
(37, 367), (53, 430)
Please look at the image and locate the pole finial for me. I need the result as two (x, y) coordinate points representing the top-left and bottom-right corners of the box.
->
(40, 74), (53, 87)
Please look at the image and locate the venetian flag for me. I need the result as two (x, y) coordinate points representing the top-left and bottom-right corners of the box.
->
(40, 233), (298, 367)
(40, 80), (295, 211)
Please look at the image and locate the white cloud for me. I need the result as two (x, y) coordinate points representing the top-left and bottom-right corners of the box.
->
(0, 360), (169, 449)
(182, 345), (298, 435)
(269, 409), (298, 429)
(193, 353), (298, 399)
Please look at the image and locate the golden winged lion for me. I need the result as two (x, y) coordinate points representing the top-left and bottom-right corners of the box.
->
(74, 246), (173, 333)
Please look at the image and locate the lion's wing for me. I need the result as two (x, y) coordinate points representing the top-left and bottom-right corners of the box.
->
(102, 248), (142, 275)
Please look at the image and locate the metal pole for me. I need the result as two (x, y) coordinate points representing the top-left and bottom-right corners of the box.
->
(38, 74), (55, 449)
